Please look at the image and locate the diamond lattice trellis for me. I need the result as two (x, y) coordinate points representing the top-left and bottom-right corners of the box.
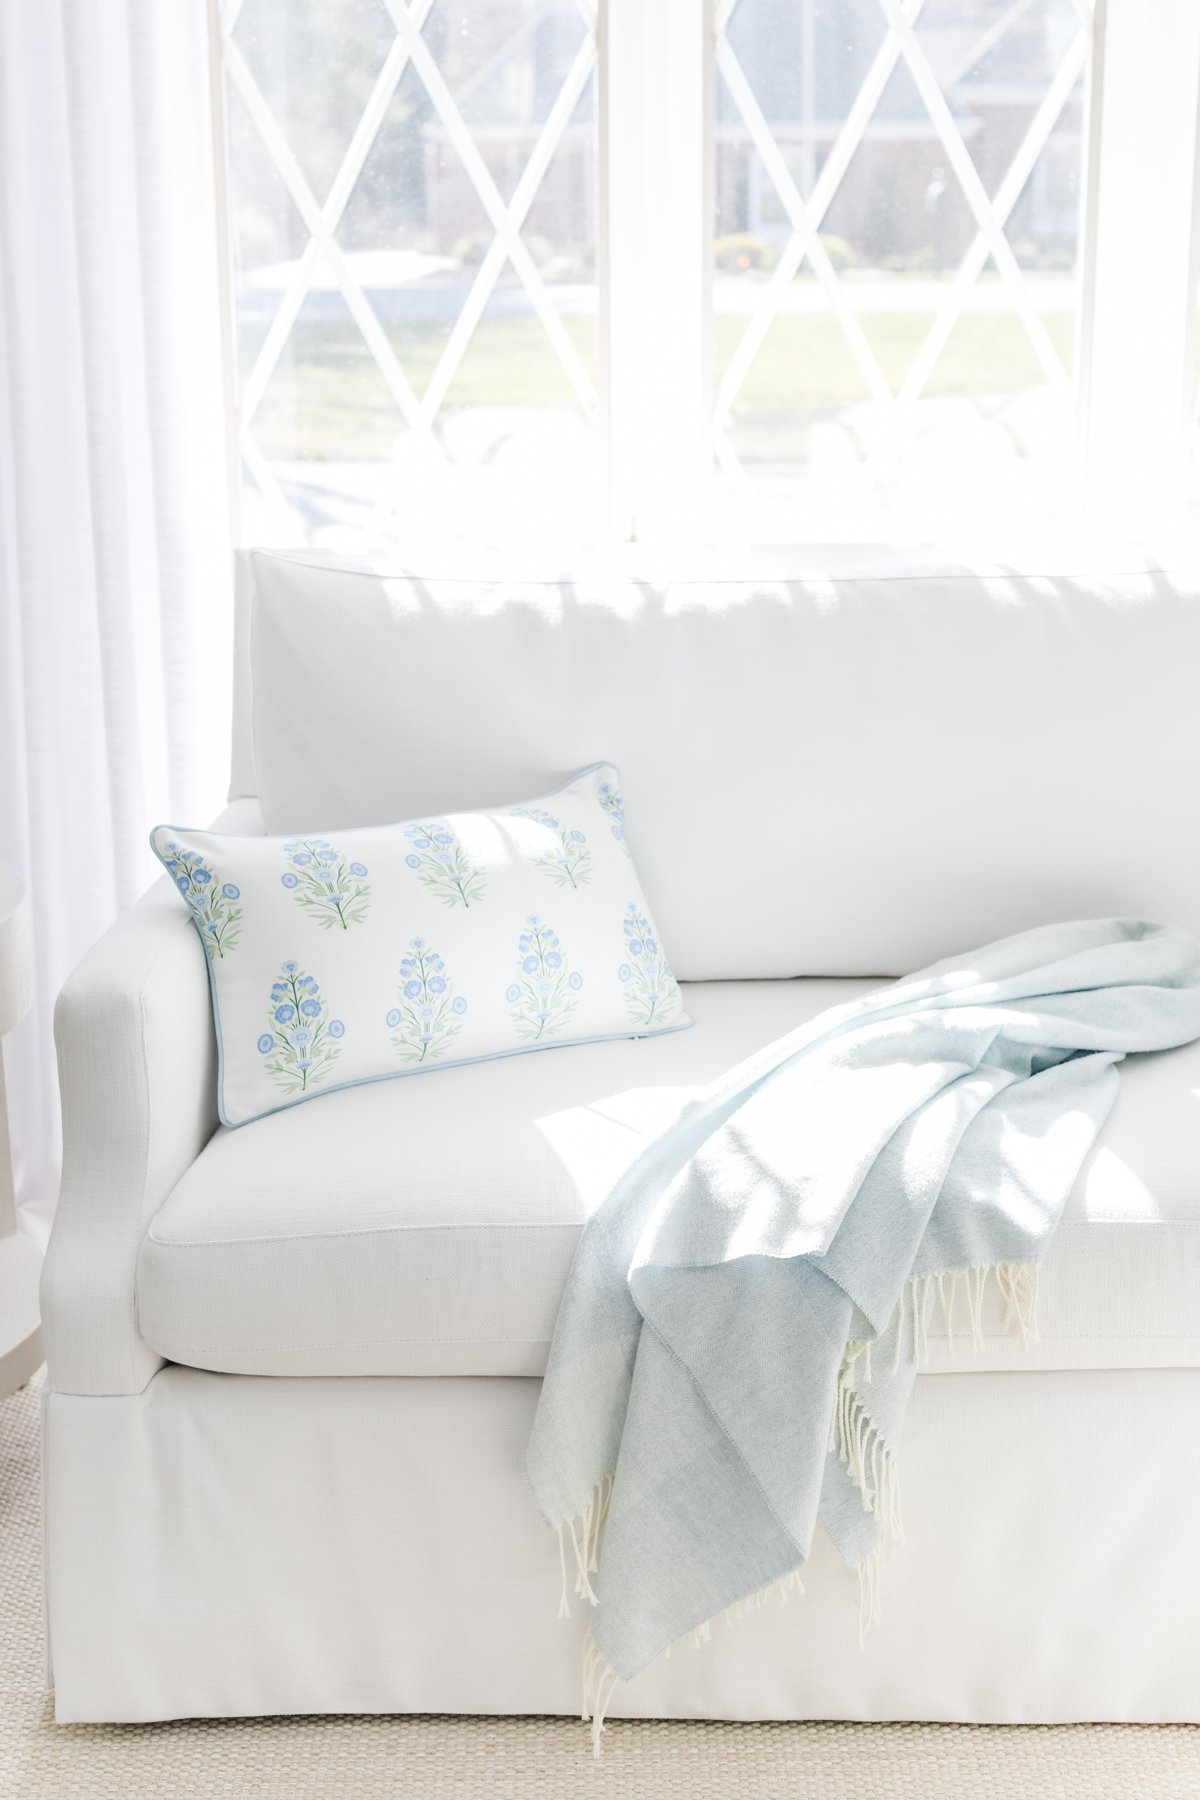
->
(220, 0), (598, 536)
(713, 0), (1092, 491)
(221, 0), (1094, 541)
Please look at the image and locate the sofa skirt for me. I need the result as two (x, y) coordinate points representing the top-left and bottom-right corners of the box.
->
(43, 1365), (1200, 1724)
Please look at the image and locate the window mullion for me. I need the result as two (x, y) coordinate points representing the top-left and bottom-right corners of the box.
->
(1077, 0), (1200, 529)
(601, 0), (712, 547)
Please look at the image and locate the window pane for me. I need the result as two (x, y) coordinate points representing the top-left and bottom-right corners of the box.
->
(713, 0), (1090, 543)
(222, 0), (599, 551)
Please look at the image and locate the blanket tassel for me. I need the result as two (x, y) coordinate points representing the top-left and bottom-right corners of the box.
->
(898, 1259), (1041, 1366)
(857, 1552), (881, 1646)
(581, 1631), (621, 1760)
(578, 1564), (809, 1754)
(555, 1476), (614, 1619)
(835, 1365), (905, 1552)
(841, 1259), (1039, 1640)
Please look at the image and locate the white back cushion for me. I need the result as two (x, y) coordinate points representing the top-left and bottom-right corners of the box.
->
(248, 551), (1200, 979)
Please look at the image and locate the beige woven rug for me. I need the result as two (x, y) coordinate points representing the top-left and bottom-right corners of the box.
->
(3, 1377), (1196, 1799)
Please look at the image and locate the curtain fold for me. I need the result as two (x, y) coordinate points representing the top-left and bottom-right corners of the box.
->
(0, 0), (232, 1240)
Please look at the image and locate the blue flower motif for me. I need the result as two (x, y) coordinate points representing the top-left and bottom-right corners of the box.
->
(619, 902), (681, 1029)
(511, 807), (593, 890)
(260, 963), (343, 1096)
(388, 937), (468, 1065)
(402, 821), (488, 909)
(596, 777), (629, 850)
(507, 916), (580, 1042)
(158, 841), (243, 959)
(280, 837), (371, 931)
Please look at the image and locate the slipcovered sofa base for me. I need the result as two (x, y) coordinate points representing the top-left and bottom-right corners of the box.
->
(44, 1363), (1200, 1724)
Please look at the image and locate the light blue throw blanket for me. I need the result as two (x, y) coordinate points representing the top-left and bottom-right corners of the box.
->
(525, 919), (1200, 1742)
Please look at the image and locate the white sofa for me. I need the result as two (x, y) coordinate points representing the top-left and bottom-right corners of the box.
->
(41, 554), (1200, 1724)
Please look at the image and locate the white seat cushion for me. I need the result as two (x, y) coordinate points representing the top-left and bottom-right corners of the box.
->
(137, 978), (1200, 1378)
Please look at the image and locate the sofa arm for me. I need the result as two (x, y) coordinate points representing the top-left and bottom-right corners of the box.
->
(42, 872), (220, 1396)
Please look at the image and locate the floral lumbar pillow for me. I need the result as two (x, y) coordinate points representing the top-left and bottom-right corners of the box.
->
(151, 763), (690, 1126)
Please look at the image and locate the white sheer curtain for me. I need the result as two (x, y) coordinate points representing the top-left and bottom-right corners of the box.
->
(0, 2), (232, 1242)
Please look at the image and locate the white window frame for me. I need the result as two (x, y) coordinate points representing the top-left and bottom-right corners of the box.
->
(1077, 0), (1200, 534)
(601, 0), (713, 545)
(209, 0), (1200, 553)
